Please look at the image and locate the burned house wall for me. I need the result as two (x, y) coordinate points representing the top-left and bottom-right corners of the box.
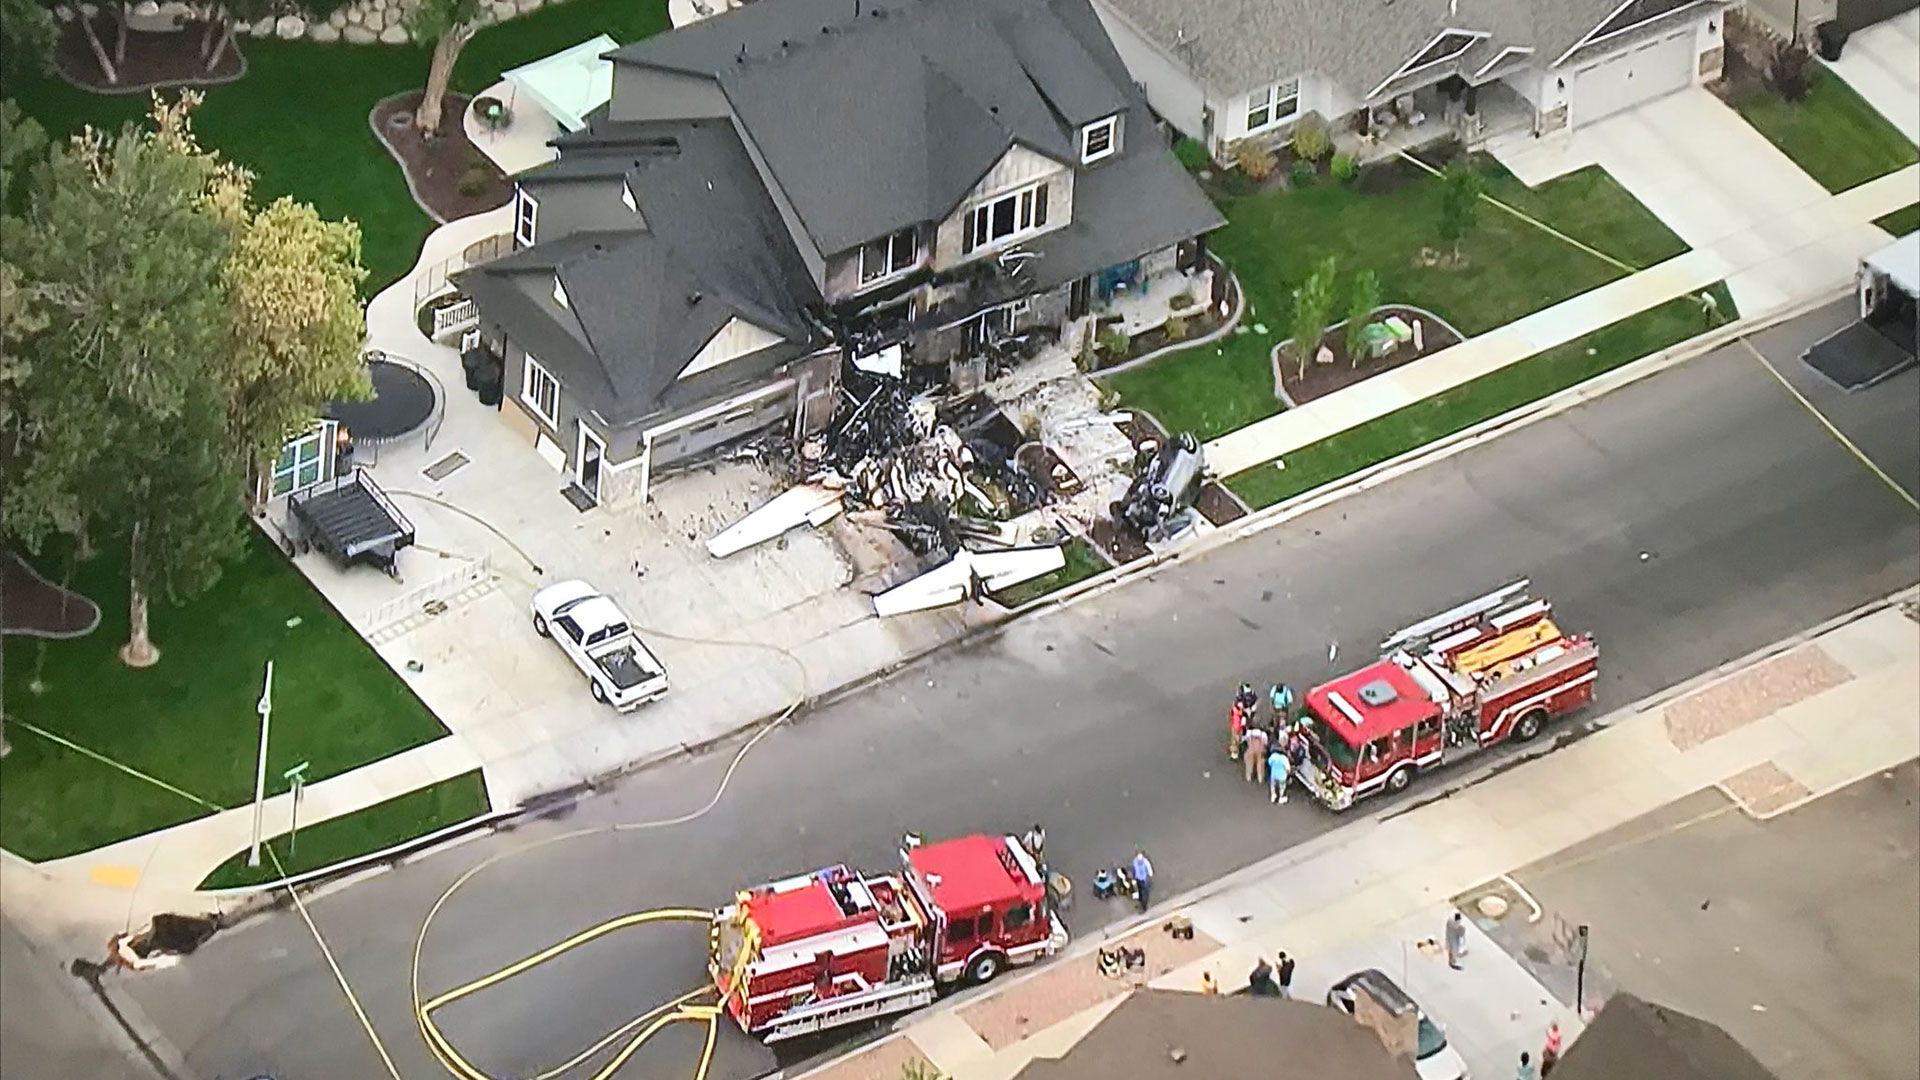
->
(523, 179), (649, 242)
(931, 146), (1075, 272)
(608, 66), (731, 122)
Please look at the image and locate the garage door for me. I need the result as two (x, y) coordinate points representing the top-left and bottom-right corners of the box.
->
(1572, 30), (1694, 126)
(649, 382), (796, 468)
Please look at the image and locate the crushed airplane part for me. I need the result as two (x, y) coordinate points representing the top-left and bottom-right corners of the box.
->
(871, 545), (1067, 616)
(1113, 432), (1206, 544)
(705, 483), (845, 558)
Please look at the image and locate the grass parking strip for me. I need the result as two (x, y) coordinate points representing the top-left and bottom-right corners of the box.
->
(199, 770), (489, 890)
(1733, 70), (1918, 194)
(1225, 283), (1737, 510)
(992, 538), (1110, 609)
(1875, 204), (1919, 237)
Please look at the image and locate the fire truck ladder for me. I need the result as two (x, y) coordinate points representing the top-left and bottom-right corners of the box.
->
(763, 974), (938, 1043)
(1379, 579), (1534, 655)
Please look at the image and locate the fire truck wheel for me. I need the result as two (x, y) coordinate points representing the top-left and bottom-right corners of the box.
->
(1514, 709), (1547, 742)
(966, 951), (1006, 984)
(532, 613), (550, 637)
(1386, 765), (1413, 793)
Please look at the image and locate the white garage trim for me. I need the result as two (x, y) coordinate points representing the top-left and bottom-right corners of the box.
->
(1571, 29), (1694, 127)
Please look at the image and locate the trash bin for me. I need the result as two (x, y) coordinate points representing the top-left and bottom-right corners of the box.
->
(1815, 20), (1849, 61)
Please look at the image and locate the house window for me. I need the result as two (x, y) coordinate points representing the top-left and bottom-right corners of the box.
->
(521, 354), (559, 427)
(962, 182), (1049, 255)
(269, 425), (327, 498)
(515, 189), (539, 247)
(1081, 115), (1119, 163)
(552, 274), (569, 309)
(1245, 78), (1300, 132)
(1004, 297), (1032, 334)
(859, 228), (918, 285)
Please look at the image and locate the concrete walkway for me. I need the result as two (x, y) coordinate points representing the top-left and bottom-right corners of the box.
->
(796, 594), (1920, 1080)
(1205, 155), (1915, 478)
(1829, 9), (1920, 146)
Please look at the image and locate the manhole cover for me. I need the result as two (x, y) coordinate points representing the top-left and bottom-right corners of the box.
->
(1477, 895), (1510, 919)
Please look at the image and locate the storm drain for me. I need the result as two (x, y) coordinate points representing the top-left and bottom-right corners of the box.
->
(423, 451), (470, 481)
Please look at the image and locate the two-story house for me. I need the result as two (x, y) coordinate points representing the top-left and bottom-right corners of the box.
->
(455, 0), (1224, 509)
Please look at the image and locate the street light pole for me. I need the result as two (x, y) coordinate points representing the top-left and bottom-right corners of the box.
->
(247, 661), (275, 868)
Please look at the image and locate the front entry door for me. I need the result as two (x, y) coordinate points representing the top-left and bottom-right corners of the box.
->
(577, 424), (605, 501)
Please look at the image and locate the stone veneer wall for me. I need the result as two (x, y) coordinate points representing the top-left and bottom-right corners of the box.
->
(77, 0), (564, 47)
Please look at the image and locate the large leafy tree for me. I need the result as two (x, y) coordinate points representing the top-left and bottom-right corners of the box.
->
(407, 0), (485, 135)
(0, 0), (58, 78)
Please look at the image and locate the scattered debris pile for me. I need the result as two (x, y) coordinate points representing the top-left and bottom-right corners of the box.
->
(1113, 432), (1205, 544)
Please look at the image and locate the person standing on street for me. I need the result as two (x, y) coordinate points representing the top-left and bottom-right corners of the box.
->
(1200, 971), (1219, 996)
(1248, 957), (1278, 996)
(1131, 849), (1154, 912)
(1243, 723), (1270, 784)
(1228, 701), (1247, 761)
(1445, 912), (1468, 969)
(1541, 1021), (1562, 1075)
(1515, 1051), (1539, 1080)
(1276, 951), (1296, 999)
(1267, 742), (1290, 804)
(1269, 683), (1294, 725)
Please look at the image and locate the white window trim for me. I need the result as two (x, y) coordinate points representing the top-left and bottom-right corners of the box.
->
(1367, 28), (1491, 99)
(858, 229), (918, 287)
(1551, 0), (1705, 66)
(1081, 116), (1119, 163)
(515, 189), (539, 247)
(521, 354), (560, 427)
(269, 422), (330, 499)
(963, 180), (1050, 256)
(1245, 78), (1301, 133)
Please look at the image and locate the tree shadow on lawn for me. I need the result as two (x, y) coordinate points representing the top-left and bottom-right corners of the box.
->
(0, 530), (448, 861)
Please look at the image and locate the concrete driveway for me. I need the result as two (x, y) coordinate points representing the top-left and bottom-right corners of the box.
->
(1829, 9), (1920, 146)
(1490, 87), (1888, 317)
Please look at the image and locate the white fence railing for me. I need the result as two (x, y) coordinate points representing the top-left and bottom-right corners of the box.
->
(363, 554), (494, 639)
(432, 298), (479, 342)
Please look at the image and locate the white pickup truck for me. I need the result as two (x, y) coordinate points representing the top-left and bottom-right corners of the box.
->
(530, 580), (670, 712)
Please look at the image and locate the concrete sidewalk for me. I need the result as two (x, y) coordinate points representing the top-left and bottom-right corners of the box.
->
(1828, 10), (1920, 146)
(1205, 151), (1913, 478)
(795, 594), (1920, 1080)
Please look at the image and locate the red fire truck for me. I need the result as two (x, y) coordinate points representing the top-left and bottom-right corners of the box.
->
(710, 834), (1066, 1043)
(1297, 581), (1599, 811)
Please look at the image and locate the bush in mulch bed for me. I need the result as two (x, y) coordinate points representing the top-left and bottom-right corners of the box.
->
(1087, 302), (1228, 373)
(1276, 305), (1463, 406)
(57, 17), (245, 93)
(371, 91), (512, 223)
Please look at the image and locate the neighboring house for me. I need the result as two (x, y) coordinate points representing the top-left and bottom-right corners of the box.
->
(1550, 992), (1780, 1080)
(1091, 0), (1732, 162)
(453, 0), (1224, 508)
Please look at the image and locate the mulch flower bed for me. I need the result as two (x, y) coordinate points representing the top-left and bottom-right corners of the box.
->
(371, 91), (513, 224)
(1195, 482), (1246, 526)
(1016, 443), (1082, 501)
(1090, 301), (1229, 372)
(2, 552), (101, 639)
(1276, 304), (1465, 406)
(58, 16), (244, 93)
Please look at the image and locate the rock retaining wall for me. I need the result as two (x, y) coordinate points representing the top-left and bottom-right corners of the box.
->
(64, 0), (562, 46)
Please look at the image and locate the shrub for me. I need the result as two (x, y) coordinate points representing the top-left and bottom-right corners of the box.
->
(1289, 159), (1316, 188)
(1098, 327), (1131, 357)
(1768, 40), (1814, 101)
(1165, 314), (1189, 340)
(1290, 115), (1332, 162)
(1172, 137), (1211, 172)
(1344, 269), (1380, 368)
(1233, 140), (1278, 181)
(1330, 152), (1358, 185)
(1168, 291), (1195, 311)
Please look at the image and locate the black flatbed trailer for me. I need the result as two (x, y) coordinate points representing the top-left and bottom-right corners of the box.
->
(288, 468), (415, 577)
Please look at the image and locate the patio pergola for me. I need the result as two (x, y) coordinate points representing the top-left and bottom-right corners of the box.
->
(501, 34), (617, 134)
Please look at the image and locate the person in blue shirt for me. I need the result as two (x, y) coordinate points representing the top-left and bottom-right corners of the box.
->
(1130, 849), (1154, 912)
(1269, 683), (1294, 723)
(1267, 744), (1290, 804)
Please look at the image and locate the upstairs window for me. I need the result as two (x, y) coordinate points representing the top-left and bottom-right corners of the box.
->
(962, 182), (1049, 255)
(1246, 78), (1300, 133)
(859, 228), (918, 285)
(515, 189), (539, 247)
(1081, 115), (1119, 163)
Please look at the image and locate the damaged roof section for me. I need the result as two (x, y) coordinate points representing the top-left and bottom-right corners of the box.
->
(456, 119), (824, 427)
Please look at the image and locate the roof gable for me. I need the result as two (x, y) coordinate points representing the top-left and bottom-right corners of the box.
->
(679, 317), (786, 380)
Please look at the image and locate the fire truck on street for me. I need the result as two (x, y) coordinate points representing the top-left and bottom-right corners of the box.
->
(1297, 581), (1600, 811)
(710, 833), (1066, 1043)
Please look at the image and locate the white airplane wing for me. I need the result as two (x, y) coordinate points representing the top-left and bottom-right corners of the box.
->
(706, 484), (844, 559)
(872, 546), (1066, 617)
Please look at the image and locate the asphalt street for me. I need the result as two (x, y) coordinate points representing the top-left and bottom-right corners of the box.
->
(43, 298), (1918, 1080)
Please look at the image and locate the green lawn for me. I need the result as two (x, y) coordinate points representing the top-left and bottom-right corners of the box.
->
(1101, 156), (1687, 441)
(0, 532), (450, 860)
(1226, 283), (1737, 510)
(1734, 69), (1918, 193)
(991, 538), (1110, 608)
(199, 769), (488, 889)
(3, 0), (671, 293)
(1876, 203), (1920, 236)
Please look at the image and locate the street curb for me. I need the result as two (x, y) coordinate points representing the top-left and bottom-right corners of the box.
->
(782, 582), (1920, 1080)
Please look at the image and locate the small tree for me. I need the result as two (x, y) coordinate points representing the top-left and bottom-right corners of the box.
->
(1436, 159), (1485, 260)
(1290, 115), (1331, 164)
(1289, 255), (1338, 382)
(1344, 269), (1380, 368)
(408, 0), (487, 135)
(1768, 40), (1814, 101)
